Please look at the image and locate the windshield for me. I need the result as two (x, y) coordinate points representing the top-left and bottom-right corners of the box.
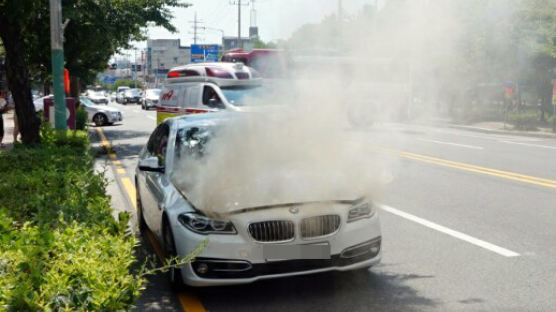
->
(220, 86), (268, 107)
(126, 89), (141, 96)
(79, 97), (94, 107)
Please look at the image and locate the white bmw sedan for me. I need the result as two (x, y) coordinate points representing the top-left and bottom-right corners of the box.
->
(135, 113), (382, 287)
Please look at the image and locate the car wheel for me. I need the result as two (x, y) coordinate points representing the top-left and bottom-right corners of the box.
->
(163, 218), (185, 289)
(93, 113), (107, 126)
(135, 182), (147, 233)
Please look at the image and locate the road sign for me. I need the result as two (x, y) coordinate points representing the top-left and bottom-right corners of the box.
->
(191, 44), (219, 63)
(103, 76), (117, 84)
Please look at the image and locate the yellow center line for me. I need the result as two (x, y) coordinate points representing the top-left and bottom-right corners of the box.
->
(95, 127), (206, 312)
(399, 151), (556, 189)
(120, 177), (137, 211)
(178, 293), (206, 312)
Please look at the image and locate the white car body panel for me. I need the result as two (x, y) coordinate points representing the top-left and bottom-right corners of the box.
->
(135, 114), (382, 286)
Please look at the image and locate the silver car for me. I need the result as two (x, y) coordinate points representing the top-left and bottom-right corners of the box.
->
(80, 97), (123, 126)
(135, 113), (382, 287)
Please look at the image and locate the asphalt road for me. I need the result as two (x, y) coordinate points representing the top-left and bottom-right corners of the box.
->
(91, 100), (556, 312)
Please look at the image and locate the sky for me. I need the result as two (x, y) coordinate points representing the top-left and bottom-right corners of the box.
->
(125, 0), (379, 52)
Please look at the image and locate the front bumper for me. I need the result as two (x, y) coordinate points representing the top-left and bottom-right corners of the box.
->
(145, 100), (158, 108)
(171, 206), (382, 286)
(106, 112), (123, 123)
(126, 97), (141, 103)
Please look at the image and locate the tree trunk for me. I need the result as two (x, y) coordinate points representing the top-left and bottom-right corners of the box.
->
(0, 20), (41, 145)
(70, 75), (81, 103)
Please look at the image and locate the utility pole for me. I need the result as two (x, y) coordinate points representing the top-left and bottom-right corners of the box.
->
(238, 0), (241, 47)
(230, 0), (249, 49)
(133, 48), (137, 88)
(189, 12), (204, 44)
(49, 0), (66, 130)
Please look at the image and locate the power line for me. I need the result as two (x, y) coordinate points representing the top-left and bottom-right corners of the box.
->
(189, 12), (204, 44)
(229, 0), (249, 48)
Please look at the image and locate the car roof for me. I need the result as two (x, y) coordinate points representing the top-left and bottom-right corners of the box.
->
(170, 111), (232, 129)
(165, 62), (262, 86)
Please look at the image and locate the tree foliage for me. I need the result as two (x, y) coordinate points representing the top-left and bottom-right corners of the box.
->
(286, 0), (555, 120)
(0, 0), (189, 144)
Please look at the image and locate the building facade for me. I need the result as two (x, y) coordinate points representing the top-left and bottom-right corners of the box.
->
(146, 39), (191, 78)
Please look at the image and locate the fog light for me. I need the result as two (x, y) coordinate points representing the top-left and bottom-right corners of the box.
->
(341, 237), (381, 259)
(196, 263), (209, 274)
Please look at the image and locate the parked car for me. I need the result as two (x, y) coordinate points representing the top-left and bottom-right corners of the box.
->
(79, 96), (123, 126)
(110, 92), (117, 102)
(123, 88), (142, 104)
(135, 113), (382, 287)
(87, 90), (108, 104)
(33, 94), (52, 112)
(116, 87), (130, 103)
(141, 88), (161, 110)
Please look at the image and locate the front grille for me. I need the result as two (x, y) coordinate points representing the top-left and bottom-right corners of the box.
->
(301, 215), (341, 239)
(248, 220), (295, 242)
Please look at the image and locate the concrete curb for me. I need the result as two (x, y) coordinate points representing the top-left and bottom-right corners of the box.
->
(447, 124), (556, 139)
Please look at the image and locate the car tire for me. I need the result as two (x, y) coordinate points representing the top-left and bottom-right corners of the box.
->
(93, 113), (107, 126)
(163, 218), (185, 290)
(135, 182), (147, 233)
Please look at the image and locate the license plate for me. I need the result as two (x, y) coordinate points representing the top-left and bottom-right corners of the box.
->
(263, 243), (331, 260)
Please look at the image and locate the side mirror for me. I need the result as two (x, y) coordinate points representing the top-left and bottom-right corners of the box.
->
(138, 156), (165, 173)
(208, 98), (224, 109)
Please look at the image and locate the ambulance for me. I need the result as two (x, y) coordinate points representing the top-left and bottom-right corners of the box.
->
(156, 62), (262, 124)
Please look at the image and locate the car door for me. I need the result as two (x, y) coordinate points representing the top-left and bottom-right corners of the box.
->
(142, 123), (171, 237)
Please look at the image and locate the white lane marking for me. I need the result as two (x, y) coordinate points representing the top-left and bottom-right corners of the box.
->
(417, 126), (542, 142)
(418, 138), (484, 150)
(146, 115), (155, 120)
(380, 205), (520, 257)
(499, 140), (556, 150)
(133, 109), (140, 113)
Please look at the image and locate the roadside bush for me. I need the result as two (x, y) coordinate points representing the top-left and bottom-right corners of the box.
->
(508, 110), (539, 131)
(0, 125), (143, 310)
(76, 106), (88, 130)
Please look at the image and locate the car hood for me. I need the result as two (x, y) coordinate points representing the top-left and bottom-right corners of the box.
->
(174, 170), (370, 215)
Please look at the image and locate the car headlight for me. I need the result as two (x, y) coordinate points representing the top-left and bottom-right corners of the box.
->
(347, 202), (375, 223)
(178, 212), (237, 235)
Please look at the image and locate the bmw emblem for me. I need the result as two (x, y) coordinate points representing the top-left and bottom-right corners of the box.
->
(289, 206), (299, 214)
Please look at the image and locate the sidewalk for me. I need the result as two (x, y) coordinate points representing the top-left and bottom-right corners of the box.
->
(0, 111), (17, 150)
(422, 118), (556, 139)
(448, 121), (556, 139)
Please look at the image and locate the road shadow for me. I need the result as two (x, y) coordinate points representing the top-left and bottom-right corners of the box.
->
(195, 266), (437, 312)
(100, 128), (152, 141)
(111, 142), (146, 160)
(132, 231), (184, 312)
